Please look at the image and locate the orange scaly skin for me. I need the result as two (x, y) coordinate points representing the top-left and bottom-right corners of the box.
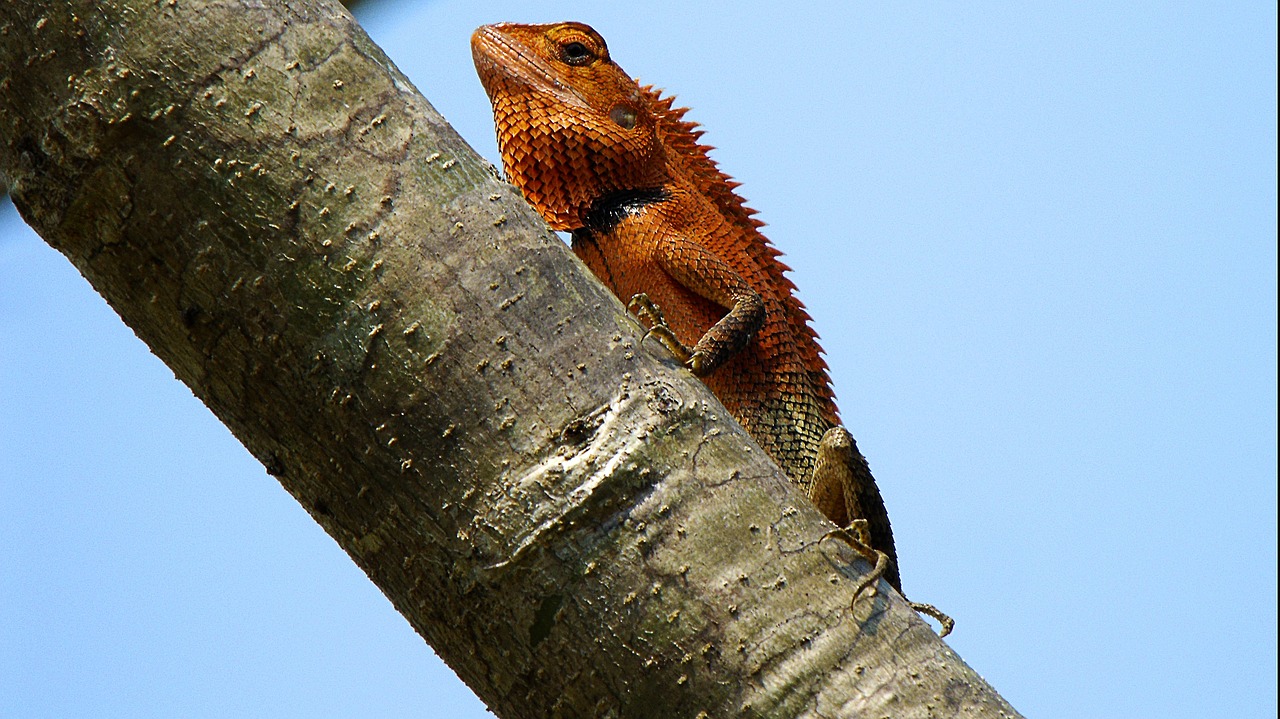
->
(472, 22), (913, 600)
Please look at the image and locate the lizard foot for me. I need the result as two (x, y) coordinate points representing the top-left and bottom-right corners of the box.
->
(627, 293), (705, 372)
(821, 519), (889, 605)
(822, 523), (956, 637)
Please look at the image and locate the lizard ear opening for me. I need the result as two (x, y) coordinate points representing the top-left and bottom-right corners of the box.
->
(609, 104), (638, 130)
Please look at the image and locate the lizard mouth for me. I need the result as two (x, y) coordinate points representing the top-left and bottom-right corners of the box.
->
(472, 25), (593, 110)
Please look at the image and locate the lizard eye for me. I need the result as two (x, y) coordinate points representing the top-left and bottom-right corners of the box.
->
(560, 40), (594, 66)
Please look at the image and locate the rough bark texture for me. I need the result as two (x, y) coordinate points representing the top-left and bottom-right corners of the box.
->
(0, 2), (1022, 717)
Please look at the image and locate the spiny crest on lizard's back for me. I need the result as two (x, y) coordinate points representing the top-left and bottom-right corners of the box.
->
(638, 83), (835, 409)
(640, 86), (766, 236)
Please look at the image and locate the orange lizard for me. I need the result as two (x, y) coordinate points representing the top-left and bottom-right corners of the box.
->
(472, 21), (949, 633)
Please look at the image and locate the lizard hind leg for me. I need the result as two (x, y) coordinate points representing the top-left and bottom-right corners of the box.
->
(811, 426), (904, 591)
(813, 428), (891, 601)
(808, 426), (855, 528)
(813, 426), (956, 637)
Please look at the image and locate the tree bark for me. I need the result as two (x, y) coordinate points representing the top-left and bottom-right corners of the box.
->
(0, 2), (1021, 717)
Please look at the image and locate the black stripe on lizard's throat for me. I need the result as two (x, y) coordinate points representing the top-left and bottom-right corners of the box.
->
(582, 187), (669, 234)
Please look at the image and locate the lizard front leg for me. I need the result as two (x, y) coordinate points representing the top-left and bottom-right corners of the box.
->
(632, 233), (764, 376)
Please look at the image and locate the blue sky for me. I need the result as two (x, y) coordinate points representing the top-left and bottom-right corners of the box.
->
(2, 2), (1275, 717)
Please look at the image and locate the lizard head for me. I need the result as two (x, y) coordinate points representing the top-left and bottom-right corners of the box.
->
(472, 22), (664, 230)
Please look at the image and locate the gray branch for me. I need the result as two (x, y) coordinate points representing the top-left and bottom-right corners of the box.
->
(0, 2), (1021, 716)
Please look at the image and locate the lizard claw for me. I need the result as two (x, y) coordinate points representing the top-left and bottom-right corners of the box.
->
(627, 292), (656, 314)
(909, 602), (955, 638)
(821, 519), (888, 604)
(820, 521), (956, 637)
(685, 351), (708, 376)
(627, 293), (663, 334)
(628, 293), (698, 369)
(627, 292), (667, 327)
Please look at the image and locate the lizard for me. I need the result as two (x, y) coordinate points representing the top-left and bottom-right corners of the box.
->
(471, 21), (949, 634)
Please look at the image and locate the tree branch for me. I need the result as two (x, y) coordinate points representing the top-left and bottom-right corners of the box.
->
(0, 2), (1021, 716)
